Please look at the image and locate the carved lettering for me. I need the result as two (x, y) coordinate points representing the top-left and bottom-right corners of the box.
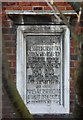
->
(26, 35), (62, 105)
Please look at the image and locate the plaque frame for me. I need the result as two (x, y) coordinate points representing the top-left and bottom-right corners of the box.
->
(16, 25), (70, 114)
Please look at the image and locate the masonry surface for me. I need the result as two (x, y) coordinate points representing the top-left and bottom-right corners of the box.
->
(2, 2), (83, 119)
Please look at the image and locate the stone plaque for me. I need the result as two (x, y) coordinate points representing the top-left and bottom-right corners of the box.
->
(26, 35), (64, 107)
(17, 25), (69, 114)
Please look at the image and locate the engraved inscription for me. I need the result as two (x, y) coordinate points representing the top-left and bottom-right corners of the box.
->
(26, 35), (63, 105)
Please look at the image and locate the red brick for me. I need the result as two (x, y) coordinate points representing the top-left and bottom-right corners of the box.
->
(2, 14), (9, 21)
(22, 7), (32, 11)
(6, 48), (12, 54)
(12, 62), (16, 68)
(18, 2), (32, 6)
(10, 68), (16, 74)
(2, 7), (6, 11)
(2, 28), (13, 34)
(70, 61), (74, 67)
(4, 7), (14, 10)
(71, 40), (77, 48)
(44, 6), (51, 10)
(2, 2), (74, 12)
(3, 35), (16, 42)
(3, 35), (12, 40)
(8, 61), (11, 66)
(16, 2), (40, 6)
(70, 83), (75, 91)
(70, 72), (74, 81)
(2, 11), (7, 19)
(5, 41), (16, 47)
(74, 48), (78, 55)
(8, 60), (16, 70)
(58, 7), (66, 11)
(12, 48), (16, 54)
(3, 6), (24, 11)
(7, 2), (17, 6)
(12, 7), (24, 10)
(39, 2), (48, 6)
(30, 2), (40, 6)
(70, 86), (75, 93)
(70, 80), (75, 88)
(70, 48), (74, 54)
(5, 2), (73, 8)
(2, 20), (12, 28)
(74, 61), (78, 68)
(7, 55), (16, 60)
(70, 68), (76, 80)
(70, 93), (75, 101)
(2, 2), (8, 6)
(70, 101), (74, 112)
(66, 7), (73, 10)
(17, 2), (28, 6)
(81, 27), (83, 32)
(71, 55), (78, 60)
(2, 18), (11, 23)
(6, 47), (16, 55)
(56, 2), (71, 6)
(11, 35), (16, 40)
(76, 27), (83, 34)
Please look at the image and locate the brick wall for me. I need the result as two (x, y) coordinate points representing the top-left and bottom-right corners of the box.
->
(2, 2), (80, 117)
(70, 18), (83, 112)
(70, 38), (77, 112)
(2, 2), (73, 11)
(2, 14), (16, 81)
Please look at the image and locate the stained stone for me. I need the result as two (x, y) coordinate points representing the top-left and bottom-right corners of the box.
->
(26, 34), (63, 105)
